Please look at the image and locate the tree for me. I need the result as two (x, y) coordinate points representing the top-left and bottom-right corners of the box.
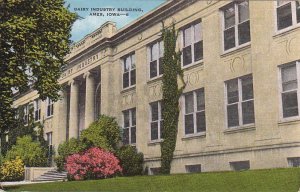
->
(0, 0), (77, 133)
(160, 23), (186, 174)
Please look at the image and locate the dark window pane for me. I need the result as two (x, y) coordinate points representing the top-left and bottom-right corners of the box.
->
(150, 60), (158, 78)
(277, 3), (292, 30)
(224, 27), (235, 50)
(131, 109), (136, 126)
(238, 1), (249, 23)
(130, 69), (136, 86)
(183, 46), (192, 66)
(242, 75), (253, 100)
(51, 105), (53, 116)
(238, 20), (250, 45)
(185, 114), (194, 134)
(230, 161), (250, 171)
(131, 126), (136, 144)
(159, 57), (163, 75)
(281, 65), (297, 91)
(123, 128), (129, 145)
(123, 72), (129, 88)
(186, 164), (201, 173)
(151, 102), (159, 121)
(196, 112), (206, 132)
(282, 92), (299, 118)
(194, 41), (203, 62)
(288, 157), (300, 167)
(123, 110), (130, 127)
(185, 92), (194, 114)
(227, 79), (239, 104)
(224, 4), (235, 28)
(242, 100), (255, 124)
(227, 104), (239, 127)
(151, 122), (158, 140)
(47, 106), (51, 117)
(297, 1), (300, 23)
(160, 120), (164, 139)
(196, 89), (205, 111)
(35, 111), (39, 121)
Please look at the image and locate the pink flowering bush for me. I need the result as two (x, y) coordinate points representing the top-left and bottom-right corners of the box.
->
(65, 147), (122, 180)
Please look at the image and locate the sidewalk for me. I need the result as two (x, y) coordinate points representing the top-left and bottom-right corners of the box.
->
(0, 180), (58, 190)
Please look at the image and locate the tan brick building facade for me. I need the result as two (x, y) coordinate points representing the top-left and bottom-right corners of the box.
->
(12, 0), (300, 173)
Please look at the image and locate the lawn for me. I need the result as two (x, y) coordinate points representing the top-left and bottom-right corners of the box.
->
(4, 168), (300, 192)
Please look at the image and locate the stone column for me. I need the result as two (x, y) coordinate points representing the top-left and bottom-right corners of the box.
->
(84, 71), (95, 128)
(68, 80), (79, 139)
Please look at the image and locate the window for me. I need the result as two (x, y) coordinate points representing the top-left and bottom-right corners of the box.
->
(186, 164), (201, 173)
(287, 157), (300, 167)
(225, 75), (255, 128)
(122, 53), (136, 88)
(222, 0), (250, 51)
(149, 167), (161, 175)
(149, 41), (164, 78)
(46, 97), (54, 117)
(122, 108), (136, 145)
(280, 62), (300, 118)
(276, 0), (300, 31)
(34, 99), (41, 121)
(230, 161), (250, 171)
(182, 21), (203, 66)
(23, 105), (29, 125)
(184, 88), (206, 135)
(150, 101), (164, 141)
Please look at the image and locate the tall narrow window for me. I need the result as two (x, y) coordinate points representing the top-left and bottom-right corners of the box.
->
(150, 101), (163, 141)
(149, 41), (164, 78)
(46, 97), (54, 117)
(276, 0), (300, 30)
(34, 99), (41, 121)
(123, 108), (136, 145)
(222, 1), (250, 51)
(226, 75), (255, 128)
(182, 21), (203, 67)
(184, 88), (206, 135)
(23, 105), (29, 125)
(122, 53), (136, 88)
(280, 63), (299, 118)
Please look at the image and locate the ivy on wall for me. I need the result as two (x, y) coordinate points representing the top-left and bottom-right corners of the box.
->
(160, 22), (186, 174)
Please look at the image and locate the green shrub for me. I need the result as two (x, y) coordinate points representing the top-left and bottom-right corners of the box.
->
(0, 157), (25, 181)
(117, 145), (144, 176)
(5, 135), (47, 167)
(54, 156), (65, 172)
(80, 115), (121, 152)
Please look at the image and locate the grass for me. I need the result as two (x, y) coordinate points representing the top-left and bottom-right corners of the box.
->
(4, 168), (300, 192)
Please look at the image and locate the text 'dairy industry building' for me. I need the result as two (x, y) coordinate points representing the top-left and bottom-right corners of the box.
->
(11, 0), (300, 174)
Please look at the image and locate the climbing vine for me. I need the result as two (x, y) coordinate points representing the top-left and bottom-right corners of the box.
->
(160, 22), (186, 174)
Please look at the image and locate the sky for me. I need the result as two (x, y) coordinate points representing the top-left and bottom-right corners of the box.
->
(65, 0), (167, 42)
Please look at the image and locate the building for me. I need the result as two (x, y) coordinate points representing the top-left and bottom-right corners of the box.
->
(10, 0), (300, 174)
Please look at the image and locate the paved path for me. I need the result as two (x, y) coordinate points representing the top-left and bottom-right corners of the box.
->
(0, 180), (59, 191)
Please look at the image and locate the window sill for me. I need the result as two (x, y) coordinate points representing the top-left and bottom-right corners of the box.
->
(182, 60), (203, 71)
(273, 24), (300, 39)
(220, 43), (251, 58)
(224, 124), (255, 134)
(147, 75), (163, 85)
(182, 132), (206, 141)
(121, 85), (136, 94)
(148, 139), (162, 146)
(278, 117), (300, 126)
(45, 115), (53, 120)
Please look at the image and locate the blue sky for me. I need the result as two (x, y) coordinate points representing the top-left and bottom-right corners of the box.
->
(65, 0), (166, 42)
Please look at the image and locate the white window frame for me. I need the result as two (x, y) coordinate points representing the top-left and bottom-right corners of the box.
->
(180, 21), (203, 68)
(122, 108), (136, 145)
(149, 101), (163, 142)
(148, 40), (164, 80)
(221, 0), (251, 53)
(275, 0), (300, 34)
(183, 88), (206, 136)
(225, 75), (255, 128)
(122, 53), (136, 89)
(34, 99), (41, 122)
(279, 61), (300, 121)
(46, 97), (54, 117)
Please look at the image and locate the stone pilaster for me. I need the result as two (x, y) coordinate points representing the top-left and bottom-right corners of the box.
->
(84, 71), (95, 128)
(68, 80), (79, 139)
